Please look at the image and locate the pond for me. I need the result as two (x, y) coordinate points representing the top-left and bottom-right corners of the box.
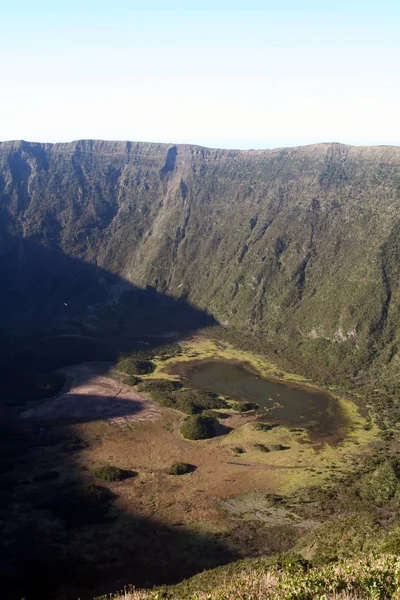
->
(169, 360), (348, 445)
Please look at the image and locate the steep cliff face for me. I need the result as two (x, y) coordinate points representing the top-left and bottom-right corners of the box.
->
(2, 139), (400, 383)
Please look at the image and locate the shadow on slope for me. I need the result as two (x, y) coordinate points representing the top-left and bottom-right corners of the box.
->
(0, 235), (235, 600)
(0, 230), (215, 372)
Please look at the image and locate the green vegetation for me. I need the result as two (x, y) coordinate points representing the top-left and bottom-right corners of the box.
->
(253, 443), (270, 452)
(180, 415), (216, 440)
(202, 409), (230, 419)
(149, 342), (182, 361)
(357, 460), (400, 506)
(106, 554), (400, 600)
(236, 401), (259, 412)
(168, 462), (193, 475)
(291, 458), (400, 563)
(92, 465), (125, 482)
(253, 423), (274, 432)
(138, 378), (181, 395)
(176, 390), (227, 413)
(270, 444), (288, 451)
(125, 374), (140, 386)
(116, 357), (154, 375)
(138, 379), (227, 415)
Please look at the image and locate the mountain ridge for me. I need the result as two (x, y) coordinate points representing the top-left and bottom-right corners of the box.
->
(2, 138), (400, 155)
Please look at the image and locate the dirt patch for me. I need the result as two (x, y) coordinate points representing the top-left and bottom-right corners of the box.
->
(21, 362), (159, 425)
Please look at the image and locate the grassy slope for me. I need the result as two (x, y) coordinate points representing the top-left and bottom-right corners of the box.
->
(104, 554), (400, 599)
(2, 141), (400, 412)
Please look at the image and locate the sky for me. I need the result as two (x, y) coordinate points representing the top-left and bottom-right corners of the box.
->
(1, 0), (400, 149)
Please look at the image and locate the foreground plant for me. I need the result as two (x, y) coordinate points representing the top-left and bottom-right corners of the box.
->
(104, 554), (400, 600)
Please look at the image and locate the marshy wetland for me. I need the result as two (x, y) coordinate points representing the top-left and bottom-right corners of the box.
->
(169, 358), (348, 446)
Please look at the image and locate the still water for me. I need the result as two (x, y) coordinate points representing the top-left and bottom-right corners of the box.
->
(178, 360), (347, 445)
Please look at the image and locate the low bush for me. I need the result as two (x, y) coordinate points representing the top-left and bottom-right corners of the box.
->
(152, 342), (182, 360)
(92, 465), (124, 482)
(380, 536), (400, 553)
(175, 390), (227, 414)
(254, 443), (270, 452)
(168, 462), (193, 475)
(116, 357), (154, 375)
(137, 380), (182, 407)
(357, 460), (400, 506)
(202, 409), (230, 419)
(138, 381), (227, 416)
(175, 395), (201, 414)
(137, 379), (182, 393)
(181, 415), (216, 440)
(125, 375), (140, 386)
(253, 422), (273, 431)
(270, 444), (287, 451)
(237, 402), (259, 412)
(232, 446), (245, 454)
(137, 380), (179, 408)
(108, 553), (400, 600)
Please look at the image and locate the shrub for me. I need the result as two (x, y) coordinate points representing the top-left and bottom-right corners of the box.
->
(181, 415), (216, 440)
(237, 402), (259, 412)
(137, 381), (227, 416)
(254, 443), (270, 452)
(253, 422), (273, 431)
(232, 446), (245, 454)
(175, 390), (227, 414)
(168, 462), (193, 475)
(152, 342), (182, 360)
(191, 391), (227, 410)
(176, 395), (202, 414)
(357, 460), (400, 506)
(125, 375), (140, 386)
(380, 536), (400, 553)
(137, 379), (182, 393)
(116, 357), (154, 375)
(202, 409), (230, 419)
(270, 444), (287, 451)
(137, 380), (182, 407)
(92, 465), (124, 482)
(137, 380), (179, 408)
(149, 391), (176, 408)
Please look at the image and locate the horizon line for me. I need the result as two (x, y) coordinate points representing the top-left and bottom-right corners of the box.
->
(1, 138), (400, 153)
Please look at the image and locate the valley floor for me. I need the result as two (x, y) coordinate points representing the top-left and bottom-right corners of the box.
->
(1, 336), (395, 600)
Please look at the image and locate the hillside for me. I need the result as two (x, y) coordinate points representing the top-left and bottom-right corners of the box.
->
(2, 139), (400, 600)
(107, 553), (400, 600)
(1, 139), (400, 403)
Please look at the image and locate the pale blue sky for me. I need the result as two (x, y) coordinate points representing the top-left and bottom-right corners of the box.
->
(1, 1), (399, 148)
